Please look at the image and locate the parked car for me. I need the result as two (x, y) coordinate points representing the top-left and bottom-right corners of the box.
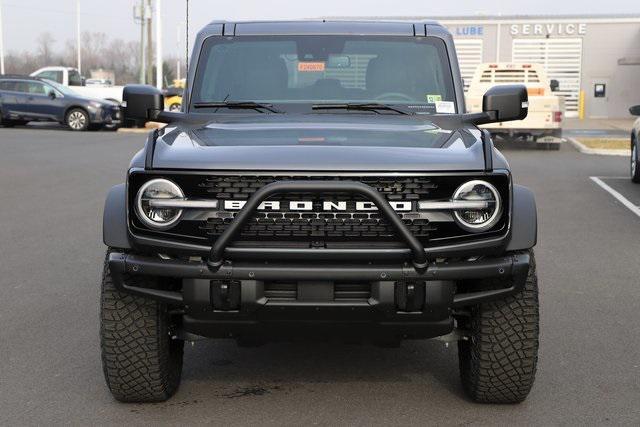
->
(630, 105), (640, 183)
(0, 75), (121, 131)
(102, 20), (539, 404)
(466, 63), (564, 149)
(31, 66), (124, 103)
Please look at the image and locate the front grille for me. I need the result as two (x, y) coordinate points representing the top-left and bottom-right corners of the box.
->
(199, 176), (438, 201)
(201, 216), (436, 239)
(128, 172), (510, 247)
(198, 175), (438, 241)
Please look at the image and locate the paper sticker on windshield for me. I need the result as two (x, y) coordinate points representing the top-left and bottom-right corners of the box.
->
(435, 101), (455, 114)
(426, 94), (442, 103)
(298, 62), (326, 72)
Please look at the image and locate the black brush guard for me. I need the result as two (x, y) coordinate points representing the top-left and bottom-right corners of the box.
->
(108, 180), (531, 310)
(206, 180), (429, 271)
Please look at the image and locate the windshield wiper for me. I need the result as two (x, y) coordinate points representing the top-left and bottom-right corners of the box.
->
(192, 101), (282, 113)
(312, 103), (411, 115)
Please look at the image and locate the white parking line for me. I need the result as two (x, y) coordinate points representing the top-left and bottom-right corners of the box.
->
(590, 176), (640, 218)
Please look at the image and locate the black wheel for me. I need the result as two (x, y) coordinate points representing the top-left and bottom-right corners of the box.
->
(457, 250), (539, 404)
(66, 108), (90, 131)
(631, 137), (640, 183)
(100, 251), (184, 402)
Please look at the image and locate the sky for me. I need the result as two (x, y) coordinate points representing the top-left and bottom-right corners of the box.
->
(1, 0), (638, 57)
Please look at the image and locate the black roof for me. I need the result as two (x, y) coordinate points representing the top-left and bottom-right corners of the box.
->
(198, 20), (445, 37)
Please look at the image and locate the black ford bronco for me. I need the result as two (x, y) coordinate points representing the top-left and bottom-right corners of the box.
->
(101, 20), (539, 404)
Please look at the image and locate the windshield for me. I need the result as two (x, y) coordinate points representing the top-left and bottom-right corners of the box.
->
(191, 36), (456, 114)
(43, 79), (78, 97)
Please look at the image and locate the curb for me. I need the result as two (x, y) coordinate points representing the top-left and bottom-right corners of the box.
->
(117, 122), (167, 134)
(116, 128), (153, 134)
(567, 137), (630, 157)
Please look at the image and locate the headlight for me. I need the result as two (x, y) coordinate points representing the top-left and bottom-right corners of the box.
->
(135, 179), (184, 229)
(452, 180), (502, 232)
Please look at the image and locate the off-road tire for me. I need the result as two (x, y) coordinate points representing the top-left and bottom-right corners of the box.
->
(458, 250), (539, 404)
(100, 251), (184, 402)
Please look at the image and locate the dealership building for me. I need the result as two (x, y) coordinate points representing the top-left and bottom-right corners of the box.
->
(343, 15), (640, 118)
(441, 15), (640, 119)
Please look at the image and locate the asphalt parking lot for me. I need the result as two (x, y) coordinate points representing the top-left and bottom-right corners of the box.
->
(1, 127), (639, 425)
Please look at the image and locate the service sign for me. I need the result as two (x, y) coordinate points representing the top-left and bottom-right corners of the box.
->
(509, 23), (587, 36)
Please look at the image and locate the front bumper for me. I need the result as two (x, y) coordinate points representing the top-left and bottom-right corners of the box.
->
(89, 107), (122, 125)
(112, 179), (527, 341)
(108, 251), (530, 340)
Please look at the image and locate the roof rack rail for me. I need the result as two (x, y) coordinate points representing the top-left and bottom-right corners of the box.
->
(0, 74), (40, 80)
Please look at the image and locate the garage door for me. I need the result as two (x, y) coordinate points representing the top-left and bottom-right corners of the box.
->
(454, 39), (483, 92)
(512, 38), (583, 117)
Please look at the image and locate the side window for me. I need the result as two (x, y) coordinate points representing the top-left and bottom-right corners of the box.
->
(27, 82), (47, 95)
(36, 70), (63, 83)
(13, 82), (30, 93)
(68, 70), (83, 86)
(0, 81), (17, 91)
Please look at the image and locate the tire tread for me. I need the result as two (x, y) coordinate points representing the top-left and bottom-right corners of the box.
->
(459, 250), (539, 404)
(100, 250), (183, 402)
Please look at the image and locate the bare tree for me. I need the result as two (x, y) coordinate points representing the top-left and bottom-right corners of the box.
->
(36, 32), (56, 64)
(7, 31), (149, 85)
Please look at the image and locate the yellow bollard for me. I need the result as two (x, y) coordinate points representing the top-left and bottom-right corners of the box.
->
(579, 90), (586, 120)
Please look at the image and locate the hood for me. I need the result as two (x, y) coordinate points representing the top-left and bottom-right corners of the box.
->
(151, 114), (487, 171)
(78, 96), (120, 107)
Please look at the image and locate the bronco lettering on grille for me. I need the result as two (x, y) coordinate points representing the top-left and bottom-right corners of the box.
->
(223, 200), (413, 212)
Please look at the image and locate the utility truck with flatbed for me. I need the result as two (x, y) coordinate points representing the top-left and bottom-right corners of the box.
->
(466, 62), (564, 149)
(100, 20), (540, 404)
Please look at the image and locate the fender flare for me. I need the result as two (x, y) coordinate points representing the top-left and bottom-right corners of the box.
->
(103, 184), (131, 249)
(506, 184), (537, 251)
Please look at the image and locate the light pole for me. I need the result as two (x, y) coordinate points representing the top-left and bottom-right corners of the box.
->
(1, 0), (6, 75)
(176, 24), (181, 81)
(134, 1), (146, 84)
(155, 0), (162, 89)
(76, 0), (81, 74)
(146, 0), (152, 85)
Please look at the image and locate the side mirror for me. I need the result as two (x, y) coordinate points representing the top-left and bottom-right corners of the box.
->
(482, 85), (528, 123)
(122, 85), (164, 124)
(550, 79), (560, 92)
(630, 105), (640, 116)
(48, 91), (56, 100)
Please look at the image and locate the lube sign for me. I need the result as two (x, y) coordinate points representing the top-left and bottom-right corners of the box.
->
(451, 26), (484, 36)
(510, 23), (587, 36)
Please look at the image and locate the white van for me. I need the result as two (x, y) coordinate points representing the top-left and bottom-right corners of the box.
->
(466, 63), (564, 149)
